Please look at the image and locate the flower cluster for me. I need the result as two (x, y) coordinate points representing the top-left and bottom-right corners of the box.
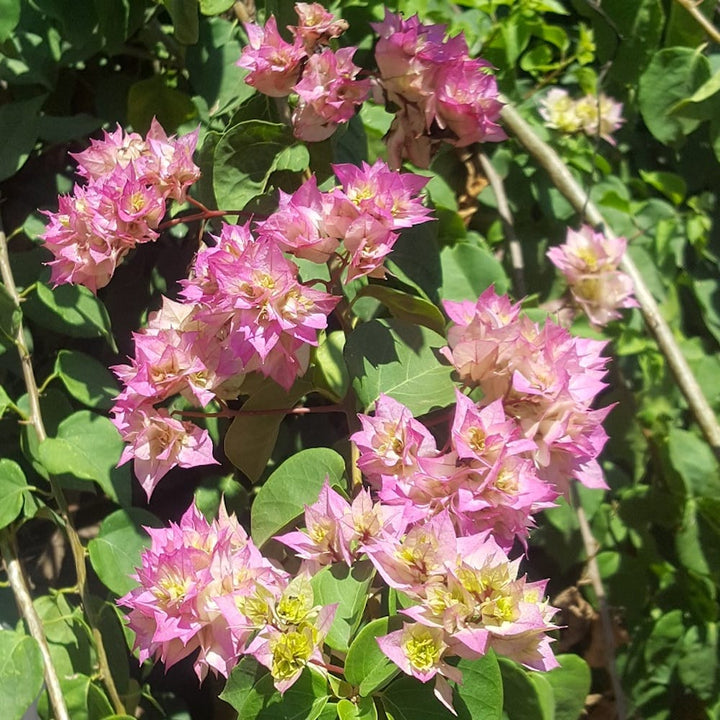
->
(547, 224), (637, 326)
(238, 6), (505, 167)
(119, 501), (336, 690)
(352, 392), (555, 550)
(111, 159), (431, 498)
(442, 286), (612, 495)
(374, 517), (558, 711)
(41, 120), (200, 292)
(260, 158), (432, 280)
(238, 3), (369, 141)
(274, 481), (558, 711)
(539, 88), (624, 145)
(373, 10), (506, 168)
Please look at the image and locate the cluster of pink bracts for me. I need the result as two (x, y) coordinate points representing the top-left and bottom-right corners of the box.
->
(42, 120), (200, 292)
(37, 6), (636, 712)
(110, 154), (432, 499)
(238, 5), (506, 166)
(548, 225), (638, 326)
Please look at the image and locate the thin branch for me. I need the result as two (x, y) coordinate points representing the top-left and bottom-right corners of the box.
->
(173, 404), (346, 419)
(0, 531), (70, 720)
(674, 0), (720, 44)
(0, 211), (126, 715)
(500, 102), (720, 459)
(478, 152), (526, 297)
(571, 487), (627, 720)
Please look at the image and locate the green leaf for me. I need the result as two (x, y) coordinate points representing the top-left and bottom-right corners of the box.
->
(454, 653), (503, 720)
(344, 319), (455, 416)
(0, 385), (12, 420)
(344, 616), (402, 696)
(38, 411), (130, 505)
(440, 243), (509, 302)
(88, 508), (162, 596)
(55, 349), (118, 410)
(544, 654), (591, 720)
(0, 95), (46, 182)
(498, 657), (552, 720)
(40, 674), (114, 720)
(314, 331), (350, 402)
(220, 657), (263, 714)
(338, 697), (378, 720)
(0, 459), (30, 529)
(311, 561), (375, 651)
(221, 666), (329, 720)
(127, 76), (198, 134)
(667, 428), (720, 498)
(639, 170), (687, 206)
(0, 630), (44, 720)
(382, 675), (456, 720)
(224, 379), (313, 483)
(25, 280), (114, 345)
(639, 47), (711, 146)
(163, 0), (199, 44)
(677, 623), (718, 701)
(199, 0), (234, 13)
(357, 286), (446, 336)
(213, 120), (301, 211)
(385, 223), (442, 303)
(251, 448), (346, 547)
(0, 0), (20, 42)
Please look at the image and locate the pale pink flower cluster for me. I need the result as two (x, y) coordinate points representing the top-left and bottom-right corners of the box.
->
(373, 516), (558, 711)
(547, 225), (637, 327)
(119, 501), (336, 692)
(373, 10), (506, 168)
(539, 88), (624, 145)
(237, 3), (369, 141)
(111, 222), (339, 497)
(259, 159), (432, 280)
(351, 392), (556, 550)
(274, 482), (558, 711)
(41, 120), (200, 292)
(441, 287), (612, 495)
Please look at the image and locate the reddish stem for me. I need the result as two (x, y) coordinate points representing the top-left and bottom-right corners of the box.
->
(309, 658), (346, 676)
(172, 404), (346, 419)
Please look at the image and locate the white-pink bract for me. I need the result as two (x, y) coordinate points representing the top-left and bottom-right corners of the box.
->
(42, 120), (200, 292)
(290, 2), (348, 50)
(539, 88), (624, 145)
(547, 224), (637, 326)
(442, 286), (613, 495)
(113, 403), (218, 500)
(292, 48), (370, 142)
(237, 16), (306, 97)
(118, 501), (284, 680)
(371, 514), (559, 712)
(373, 10), (505, 167)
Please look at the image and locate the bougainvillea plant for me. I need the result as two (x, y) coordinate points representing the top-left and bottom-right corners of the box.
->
(1, 1), (719, 720)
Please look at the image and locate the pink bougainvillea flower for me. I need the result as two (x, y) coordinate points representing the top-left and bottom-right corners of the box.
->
(275, 480), (353, 570)
(118, 500), (276, 680)
(237, 16), (306, 97)
(433, 58), (507, 146)
(547, 224), (637, 326)
(290, 2), (348, 51)
(113, 404), (218, 499)
(332, 159), (433, 230)
(377, 622), (462, 714)
(351, 393), (441, 485)
(292, 47), (370, 142)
